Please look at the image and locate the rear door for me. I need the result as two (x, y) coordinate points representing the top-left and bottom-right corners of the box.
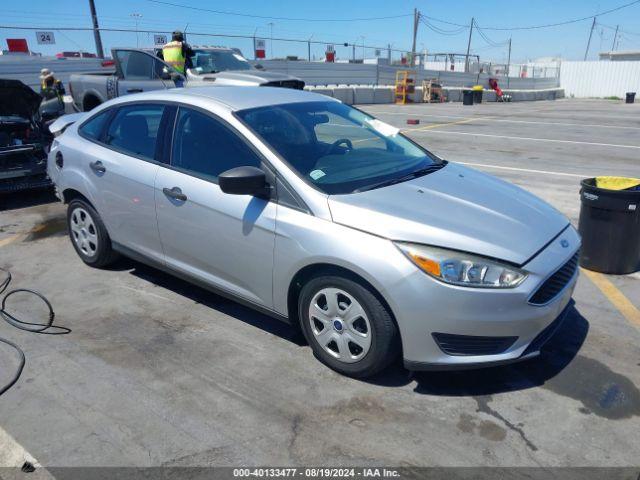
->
(113, 49), (172, 96)
(78, 102), (170, 262)
(154, 106), (276, 307)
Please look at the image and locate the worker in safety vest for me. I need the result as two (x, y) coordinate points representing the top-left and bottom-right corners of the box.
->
(39, 68), (65, 99)
(158, 31), (194, 74)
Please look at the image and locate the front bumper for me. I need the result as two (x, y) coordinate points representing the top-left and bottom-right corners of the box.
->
(387, 225), (581, 369)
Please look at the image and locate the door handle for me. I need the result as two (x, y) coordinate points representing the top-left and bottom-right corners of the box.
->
(127, 88), (143, 93)
(163, 187), (187, 202)
(89, 160), (106, 173)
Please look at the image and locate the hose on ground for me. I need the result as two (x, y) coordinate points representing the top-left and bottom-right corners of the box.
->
(0, 267), (70, 396)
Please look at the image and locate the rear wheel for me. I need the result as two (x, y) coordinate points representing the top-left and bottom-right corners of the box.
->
(67, 199), (118, 267)
(299, 275), (399, 378)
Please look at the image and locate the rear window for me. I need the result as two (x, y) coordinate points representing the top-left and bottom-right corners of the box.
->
(78, 110), (111, 141)
(103, 104), (165, 160)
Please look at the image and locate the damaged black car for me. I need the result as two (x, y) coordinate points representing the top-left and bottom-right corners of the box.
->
(0, 79), (52, 193)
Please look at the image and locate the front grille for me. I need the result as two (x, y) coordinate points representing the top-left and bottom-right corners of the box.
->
(432, 333), (518, 356)
(262, 80), (305, 90)
(529, 252), (579, 305)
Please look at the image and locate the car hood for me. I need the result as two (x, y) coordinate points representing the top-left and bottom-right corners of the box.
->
(195, 70), (301, 85)
(327, 163), (569, 265)
(0, 79), (42, 119)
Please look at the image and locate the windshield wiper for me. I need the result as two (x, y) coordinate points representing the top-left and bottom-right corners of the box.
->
(353, 164), (444, 193)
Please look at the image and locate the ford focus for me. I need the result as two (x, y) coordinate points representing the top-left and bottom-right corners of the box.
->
(47, 87), (580, 378)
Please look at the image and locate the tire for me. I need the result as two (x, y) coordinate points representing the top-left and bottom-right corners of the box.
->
(67, 199), (118, 268)
(298, 275), (400, 378)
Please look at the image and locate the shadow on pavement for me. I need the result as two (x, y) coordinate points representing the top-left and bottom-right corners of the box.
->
(118, 257), (589, 395)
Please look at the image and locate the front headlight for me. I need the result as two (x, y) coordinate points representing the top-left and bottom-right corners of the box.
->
(396, 242), (528, 288)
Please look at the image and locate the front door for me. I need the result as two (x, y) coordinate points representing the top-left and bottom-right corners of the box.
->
(155, 107), (276, 307)
(114, 49), (173, 96)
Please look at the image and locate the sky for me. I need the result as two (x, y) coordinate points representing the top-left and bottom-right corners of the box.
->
(2, 0), (640, 62)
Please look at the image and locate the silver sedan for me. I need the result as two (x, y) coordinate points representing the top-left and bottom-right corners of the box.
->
(47, 87), (580, 378)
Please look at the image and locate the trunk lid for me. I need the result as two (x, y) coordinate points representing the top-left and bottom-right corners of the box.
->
(0, 79), (42, 119)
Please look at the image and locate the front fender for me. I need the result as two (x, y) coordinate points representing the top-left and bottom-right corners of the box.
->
(272, 207), (414, 319)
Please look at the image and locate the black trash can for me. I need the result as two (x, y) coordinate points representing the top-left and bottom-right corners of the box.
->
(578, 178), (640, 274)
(462, 90), (474, 105)
(626, 92), (636, 104)
(473, 89), (483, 104)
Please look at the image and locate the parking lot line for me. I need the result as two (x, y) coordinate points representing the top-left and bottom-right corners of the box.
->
(401, 116), (480, 132)
(408, 130), (640, 149)
(365, 110), (640, 131)
(456, 162), (588, 178)
(581, 268), (640, 329)
(0, 425), (51, 476)
(0, 224), (46, 249)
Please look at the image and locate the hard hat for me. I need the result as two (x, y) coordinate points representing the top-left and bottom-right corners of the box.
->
(172, 30), (184, 41)
(40, 68), (53, 78)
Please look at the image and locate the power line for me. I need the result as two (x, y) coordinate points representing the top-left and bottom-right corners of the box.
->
(473, 20), (509, 47)
(146, 0), (413, 22)
(419, 17), (466, 36)
(424, 0), (640, 31)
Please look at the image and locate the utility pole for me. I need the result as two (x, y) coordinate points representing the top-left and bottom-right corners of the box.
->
(88, 0), (104, 58)
(411, 8), (419, 67)
(268, 22), (274, 59)
(465, 17), (474, 72)
(387, 43), (391, 63)
(506, 37), (512, 88)
(308, 34), (313, 62)
(352, 44), (355, 61)
(611, 25), (619, 51)
(584, 17), (596, 60)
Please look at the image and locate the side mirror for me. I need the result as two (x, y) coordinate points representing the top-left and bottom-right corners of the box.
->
(160, 67), (172, 80)
(218, 166), (270, 197)
(170, 71), (185, 82)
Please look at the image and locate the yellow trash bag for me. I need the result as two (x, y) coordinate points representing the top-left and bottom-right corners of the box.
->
(595, 176), (640, 190)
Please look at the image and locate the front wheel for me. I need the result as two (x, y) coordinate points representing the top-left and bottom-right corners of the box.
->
(67, 199), (118, 268)
(299, 275), (400, 378)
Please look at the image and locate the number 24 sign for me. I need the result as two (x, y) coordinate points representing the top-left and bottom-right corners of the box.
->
(36, 31), (56, 45)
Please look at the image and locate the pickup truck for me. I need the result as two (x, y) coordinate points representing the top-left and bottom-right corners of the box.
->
(69, 47), (304, 111)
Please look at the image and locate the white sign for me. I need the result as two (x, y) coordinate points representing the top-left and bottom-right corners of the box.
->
(154, 34), (168, 45)
(254, 39), (266, 49)
(326, 44), (335, 53)
(35, 31), (55, 45)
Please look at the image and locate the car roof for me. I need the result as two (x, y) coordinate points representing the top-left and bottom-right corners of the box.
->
(134, 86), (338, 111)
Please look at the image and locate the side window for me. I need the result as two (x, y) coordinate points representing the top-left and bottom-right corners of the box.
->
(78, 109), (111, 141)
(171, 108), (261, 181)
(116, 50), (154, 80)
(314, 111), (386, 150)
(104, 104), (165, 160)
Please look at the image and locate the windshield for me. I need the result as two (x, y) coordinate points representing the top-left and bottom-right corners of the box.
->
(189, 49), (252, 74)
(236, 101), (442, 194)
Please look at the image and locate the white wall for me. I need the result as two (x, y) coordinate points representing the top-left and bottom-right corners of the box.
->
(558, 61), (640, 98)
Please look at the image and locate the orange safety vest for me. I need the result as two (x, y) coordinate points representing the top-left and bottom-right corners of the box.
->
(162, 41), (186, 73)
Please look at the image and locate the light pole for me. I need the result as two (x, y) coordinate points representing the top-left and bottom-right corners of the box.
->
(131, 13), (142, 48)
(360, 36), (365, 60)
(268, 22), (274, 59)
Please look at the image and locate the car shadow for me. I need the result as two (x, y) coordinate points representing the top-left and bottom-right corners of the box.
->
(114, 256), (589, 394)
(122, 259), (307, 347)
(0, 188), (57, 212)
